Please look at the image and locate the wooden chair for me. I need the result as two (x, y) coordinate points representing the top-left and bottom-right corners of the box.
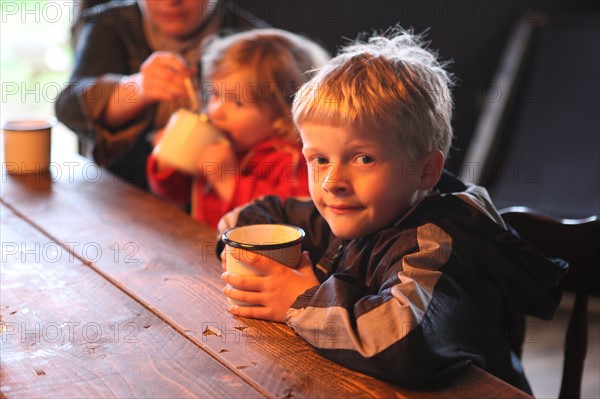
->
(499, 206), (600, 399)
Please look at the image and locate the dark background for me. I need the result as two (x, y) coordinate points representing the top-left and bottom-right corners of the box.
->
(234, 0), (599, 218)
(79, 0), (599, 217)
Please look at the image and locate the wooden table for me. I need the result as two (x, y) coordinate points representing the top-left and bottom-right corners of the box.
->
(0, 154), (532, 398)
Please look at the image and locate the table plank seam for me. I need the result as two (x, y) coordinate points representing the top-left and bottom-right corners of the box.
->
(0, 199), (275, 399)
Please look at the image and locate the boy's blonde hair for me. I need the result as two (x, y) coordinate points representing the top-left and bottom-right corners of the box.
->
(202, 29), (329, 143)
(292, 27), (454, 161)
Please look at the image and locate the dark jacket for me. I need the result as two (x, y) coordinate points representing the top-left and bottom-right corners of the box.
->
(219, 171), (567, 392)
(55, 0), (268, 189)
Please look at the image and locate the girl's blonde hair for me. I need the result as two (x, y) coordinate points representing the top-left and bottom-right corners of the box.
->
(292, 27), (454, 161)
(202, 29), (329, 143)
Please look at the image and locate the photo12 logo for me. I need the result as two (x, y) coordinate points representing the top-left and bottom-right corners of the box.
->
(1, 241), (141, 265)
(1, 1), (78, 24)
(0, 321), (139, 345)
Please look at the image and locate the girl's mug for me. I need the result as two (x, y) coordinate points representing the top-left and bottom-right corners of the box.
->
(152, 109), (226, 175)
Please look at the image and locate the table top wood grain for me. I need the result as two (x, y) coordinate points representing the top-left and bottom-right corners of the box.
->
(1, 203), (260, 398)
(0, 154), (532, 398)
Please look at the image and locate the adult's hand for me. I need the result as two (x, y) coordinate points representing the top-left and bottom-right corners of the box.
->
(103, 52), (195, 128)
(138, 52), (194, 105)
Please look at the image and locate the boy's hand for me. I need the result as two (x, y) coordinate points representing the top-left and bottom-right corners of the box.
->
(221, 251), (319, 322)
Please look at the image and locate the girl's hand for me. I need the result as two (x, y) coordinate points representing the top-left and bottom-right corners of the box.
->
(197, 141), (236, 202)
(150, 128), (174, 173)
(152, 128), (166, 147)
(221, 251), (319, 322)
(103, 52), (195, 128)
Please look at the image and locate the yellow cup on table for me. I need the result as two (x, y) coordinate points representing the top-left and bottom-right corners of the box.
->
(2, 118), (54, 174)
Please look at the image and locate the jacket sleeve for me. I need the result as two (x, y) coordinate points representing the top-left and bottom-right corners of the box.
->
(146, 153), (192, 204)
(285, 223), (487, 388)
(54, 9), (151, 166)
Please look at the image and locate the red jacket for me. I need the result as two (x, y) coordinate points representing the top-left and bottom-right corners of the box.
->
(147, 137), (310, 227)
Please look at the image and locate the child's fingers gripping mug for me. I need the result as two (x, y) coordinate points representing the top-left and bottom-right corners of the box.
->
(152, 109), (226, 175)
(2, 118), (54, 174)
(222, 224), (305, 306)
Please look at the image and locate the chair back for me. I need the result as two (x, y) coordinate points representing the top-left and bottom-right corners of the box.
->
(499, 206), (599, 399)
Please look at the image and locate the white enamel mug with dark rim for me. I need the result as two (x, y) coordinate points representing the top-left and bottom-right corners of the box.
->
(222, 224), (305, 306)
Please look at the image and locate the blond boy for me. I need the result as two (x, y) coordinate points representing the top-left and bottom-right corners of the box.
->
(219, 28), (565, 392)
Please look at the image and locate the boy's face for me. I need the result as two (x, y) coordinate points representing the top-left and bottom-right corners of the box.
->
(300, 123), (428, 240)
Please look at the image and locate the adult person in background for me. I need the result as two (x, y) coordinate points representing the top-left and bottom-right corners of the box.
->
(147, 29), (329, 227)
(56, 0), (268, 190)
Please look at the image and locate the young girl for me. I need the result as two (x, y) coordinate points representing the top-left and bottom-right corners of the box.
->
(147, 29), (329, 227)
